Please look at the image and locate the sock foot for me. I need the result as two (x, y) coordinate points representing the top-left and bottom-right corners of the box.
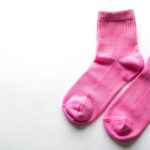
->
(102, 57), (150, 141)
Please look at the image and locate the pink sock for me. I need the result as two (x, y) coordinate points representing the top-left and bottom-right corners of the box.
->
(103, 57), (150, 142)
(62, 10), (144, 124)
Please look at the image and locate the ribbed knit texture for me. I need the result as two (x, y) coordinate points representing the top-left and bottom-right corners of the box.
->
(97, 9), (138, 57)
(62, 10), (144, 125)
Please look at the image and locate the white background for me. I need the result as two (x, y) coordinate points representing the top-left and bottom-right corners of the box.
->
(0, 0), (150, 150)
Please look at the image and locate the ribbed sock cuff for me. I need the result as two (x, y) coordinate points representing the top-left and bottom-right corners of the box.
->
(98, 9), (135, 21)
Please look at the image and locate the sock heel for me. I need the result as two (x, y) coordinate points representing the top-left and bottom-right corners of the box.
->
(119, 51), (144, 71)
(118, 52), (144, 81)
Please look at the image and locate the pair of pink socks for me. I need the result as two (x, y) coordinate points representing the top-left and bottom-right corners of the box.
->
(62, 9), (150, 141)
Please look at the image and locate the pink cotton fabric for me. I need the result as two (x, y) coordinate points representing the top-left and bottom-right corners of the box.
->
(62, 10), (144, 125)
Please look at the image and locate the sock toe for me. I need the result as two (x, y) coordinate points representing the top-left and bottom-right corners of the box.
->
(103, 117), (132, 140)
(111, 119), (132, 135)
(63, 96), (93, 123)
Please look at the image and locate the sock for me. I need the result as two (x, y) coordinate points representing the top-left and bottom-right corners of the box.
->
(62, 9), (144, 124)
(103, 57), (150, 142)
